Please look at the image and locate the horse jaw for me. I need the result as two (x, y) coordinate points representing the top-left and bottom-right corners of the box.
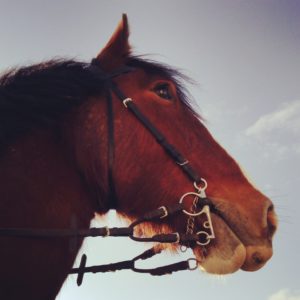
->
(193, 214), (247, 274)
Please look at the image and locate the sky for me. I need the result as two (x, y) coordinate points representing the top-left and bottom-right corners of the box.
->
(0, 1), (299, 299)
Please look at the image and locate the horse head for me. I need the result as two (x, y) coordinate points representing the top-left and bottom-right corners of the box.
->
(73, 15), (277, 275)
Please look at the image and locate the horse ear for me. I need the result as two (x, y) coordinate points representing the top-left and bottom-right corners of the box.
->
(95, 14), (131, 71)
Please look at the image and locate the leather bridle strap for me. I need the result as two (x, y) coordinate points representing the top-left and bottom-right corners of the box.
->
(109, 81), (201, 183)
(71, 247), (197, 286)
(87, 60), (135, 209)
(0, 202), (215, 240)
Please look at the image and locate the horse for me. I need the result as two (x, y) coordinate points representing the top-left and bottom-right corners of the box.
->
(0, 14), (277, 300)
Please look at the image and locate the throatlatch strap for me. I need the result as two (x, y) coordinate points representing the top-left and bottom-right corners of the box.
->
(106, 88), (118, 209)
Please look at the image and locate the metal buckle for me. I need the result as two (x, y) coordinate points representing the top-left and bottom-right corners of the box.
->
(103, 226), (110, 237)
(177, 160), (189, 166)
(174, 232), (180, 243)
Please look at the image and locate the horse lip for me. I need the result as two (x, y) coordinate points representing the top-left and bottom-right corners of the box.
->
(209, 205), (246, 246)
(193, 211), (247, 274)
(202, 199), (274, 273)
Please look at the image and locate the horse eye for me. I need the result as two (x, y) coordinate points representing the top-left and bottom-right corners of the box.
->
(153, 83), (173, 100)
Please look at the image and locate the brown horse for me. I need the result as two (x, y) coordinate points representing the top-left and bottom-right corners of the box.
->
(0, 15), (277, 300)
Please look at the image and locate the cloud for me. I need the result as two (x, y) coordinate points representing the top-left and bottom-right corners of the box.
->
(245, 100), (300, 158)
(246, 100), (300, 138)
(269, 289), (300, 300)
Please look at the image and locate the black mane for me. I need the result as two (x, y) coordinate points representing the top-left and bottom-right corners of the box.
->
(0, 57), (195, 152)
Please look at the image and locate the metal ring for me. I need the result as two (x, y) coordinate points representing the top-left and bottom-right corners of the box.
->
(123, 97), (133, 108)
(179, 192), (205, 216)
(194, 178), (208, 192)
(187, 258), (198, 270)
(196, 231), (211, 246)
(180, 245), (188, 253)
(203, 221), (210, 229)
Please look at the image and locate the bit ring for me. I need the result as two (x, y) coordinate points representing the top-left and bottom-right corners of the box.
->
(179, 192), (205, 216)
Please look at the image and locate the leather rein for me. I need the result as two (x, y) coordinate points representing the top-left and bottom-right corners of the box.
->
(0, 59), (218, 285)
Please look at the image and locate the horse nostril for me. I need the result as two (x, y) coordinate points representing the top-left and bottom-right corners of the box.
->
(266, 204), (277, 238)
(242, 245), (273, 271)
(252, 252), (264, 265)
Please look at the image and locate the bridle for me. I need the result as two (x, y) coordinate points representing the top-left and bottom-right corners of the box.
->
(0, 59), (218, 285)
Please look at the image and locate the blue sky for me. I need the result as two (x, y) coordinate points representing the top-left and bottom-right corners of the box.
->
(1, 1), (299, 299)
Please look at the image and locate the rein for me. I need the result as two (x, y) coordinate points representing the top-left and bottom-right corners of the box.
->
(0, 200), (215, 285)
(0, 59), (217, 285)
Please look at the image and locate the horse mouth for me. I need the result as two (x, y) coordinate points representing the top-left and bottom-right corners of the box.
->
(192, 210), (272, 275)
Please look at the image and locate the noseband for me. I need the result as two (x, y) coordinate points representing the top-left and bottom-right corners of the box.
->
(0, 59), (217, 285)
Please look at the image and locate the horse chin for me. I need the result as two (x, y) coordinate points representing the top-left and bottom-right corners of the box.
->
(193, 214), (247, 274)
